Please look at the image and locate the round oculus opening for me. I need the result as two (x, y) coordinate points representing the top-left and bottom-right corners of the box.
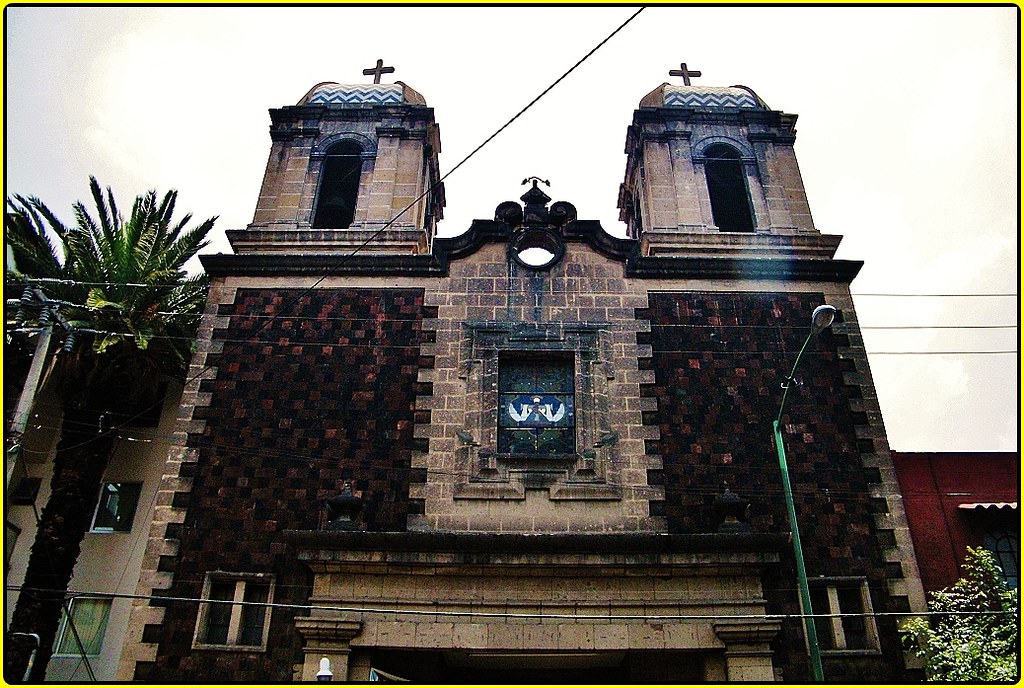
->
(511, 229), (564, 270)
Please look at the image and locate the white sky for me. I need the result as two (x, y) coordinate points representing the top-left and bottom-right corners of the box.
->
(4, 5), (1018, 453)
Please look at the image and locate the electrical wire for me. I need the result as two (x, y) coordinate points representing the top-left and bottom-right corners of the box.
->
(7, 325), (1017, 355)
(6, 584), (1017, 624)
(5, 16), (650, 676)
(13, 7), (646, 460)
(7, 9), (1016, 673)
(852, 292), (1017, 298)
(10, 276), (1019, 301)
(11, 414), (1001, 504)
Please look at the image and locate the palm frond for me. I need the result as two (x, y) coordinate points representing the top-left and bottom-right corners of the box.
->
(5, 198), (65, 279)
(6, 177), (216, 379)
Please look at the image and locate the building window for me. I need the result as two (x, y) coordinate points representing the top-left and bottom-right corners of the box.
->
(809, 578), (880, 653)
(497, 355), (575, 455)
(704, 143), (754, 232)
(983, 529), (1019, 587)
(53, 597), (112, 656)
(91, 482), (142, 533)
(194, 573), (274, 651)
(312, 140), (363, 229)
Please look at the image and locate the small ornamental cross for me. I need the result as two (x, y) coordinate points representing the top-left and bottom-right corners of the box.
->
(669, 62), (702, 86)
(362, 58), (395, 84)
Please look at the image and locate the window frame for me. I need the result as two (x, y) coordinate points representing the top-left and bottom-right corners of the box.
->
(90, 481), (143, 533)
(454, 321), (621, 501)
(809, 577), (881, 655)
(52, 596), (113, 657)
(192, 572), (275, 652)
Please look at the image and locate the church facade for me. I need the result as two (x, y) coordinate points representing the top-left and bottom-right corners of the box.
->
(116, 65), (926, 682)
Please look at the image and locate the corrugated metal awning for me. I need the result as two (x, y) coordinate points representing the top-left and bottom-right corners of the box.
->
(957, 502), (1018, 510)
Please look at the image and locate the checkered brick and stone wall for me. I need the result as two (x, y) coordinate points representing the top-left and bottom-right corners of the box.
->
(122, 287), (430, 682)
(118, 249), (925, 682)
(641, 290), (914, 681)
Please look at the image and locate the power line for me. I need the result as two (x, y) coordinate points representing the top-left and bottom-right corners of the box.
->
(13, 8), (647, 458)
(860, 325), (1017, 330)
(852, 292), (1017, 298)
(7, 584), (1017, 624)
(7, 324), (1017, 354)
(866, 350), (1017, 356)
(11, 408), (1005, 503)
(11, 276), (1019, 301)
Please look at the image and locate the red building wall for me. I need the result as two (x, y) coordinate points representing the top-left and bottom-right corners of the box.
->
(893, 452), (1018, 593)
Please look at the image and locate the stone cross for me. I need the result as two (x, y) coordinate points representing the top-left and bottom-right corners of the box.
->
(669, 63), (702, 86)
(362, 59), (395, 84)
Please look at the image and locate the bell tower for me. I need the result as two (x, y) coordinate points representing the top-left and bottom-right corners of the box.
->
(618, 64), (839, 260)
(227, 60), (444, 255)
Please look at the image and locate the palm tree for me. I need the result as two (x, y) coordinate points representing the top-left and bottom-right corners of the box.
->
(4, 177), (215, 682)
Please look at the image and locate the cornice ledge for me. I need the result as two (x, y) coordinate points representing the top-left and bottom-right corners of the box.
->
(199, 252), (446, 277)
(625, 255), (864, 282)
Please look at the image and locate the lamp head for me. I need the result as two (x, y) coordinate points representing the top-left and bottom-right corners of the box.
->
(810, 304), (837, 334)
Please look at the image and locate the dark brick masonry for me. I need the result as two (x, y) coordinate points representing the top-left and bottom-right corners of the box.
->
(641, 292), (908, 682)
(136, 288), (430, 682)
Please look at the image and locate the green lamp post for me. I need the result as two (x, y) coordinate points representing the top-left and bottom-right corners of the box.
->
(773, 304), (837, 682)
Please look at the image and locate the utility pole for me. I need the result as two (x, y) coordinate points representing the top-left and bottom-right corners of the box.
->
(5, 288), (65, 494)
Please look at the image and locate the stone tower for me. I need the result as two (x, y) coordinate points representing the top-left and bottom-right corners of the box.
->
(618, 76), (838, 261)
(227, 71), (444, 256)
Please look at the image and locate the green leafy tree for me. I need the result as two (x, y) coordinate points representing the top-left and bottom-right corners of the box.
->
(901, 547), (1019, 682)
(4, 178), (215, 682)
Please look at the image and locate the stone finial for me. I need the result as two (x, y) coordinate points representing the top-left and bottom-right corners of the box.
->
(714, 482), (752, 533)
(325, 481), (363, 530)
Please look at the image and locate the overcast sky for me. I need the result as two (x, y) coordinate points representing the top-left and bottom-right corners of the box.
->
(4, 6), (1018, 453)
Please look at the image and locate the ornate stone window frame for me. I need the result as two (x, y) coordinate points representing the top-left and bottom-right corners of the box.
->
(453, 321), (621, 501)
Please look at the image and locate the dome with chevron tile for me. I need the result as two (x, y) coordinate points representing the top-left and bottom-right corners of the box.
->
(298, 80), (427, 106)
(640, 83), (768, 110)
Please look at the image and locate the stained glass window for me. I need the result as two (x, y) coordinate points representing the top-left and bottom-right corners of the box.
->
(498, 356), (575, 455)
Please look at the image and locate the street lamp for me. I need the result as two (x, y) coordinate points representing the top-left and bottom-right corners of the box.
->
(773, 304), (837, 682)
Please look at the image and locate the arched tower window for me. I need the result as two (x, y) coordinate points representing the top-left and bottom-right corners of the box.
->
(312, 140), (363, 229)
(704, 143), (754, 232)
